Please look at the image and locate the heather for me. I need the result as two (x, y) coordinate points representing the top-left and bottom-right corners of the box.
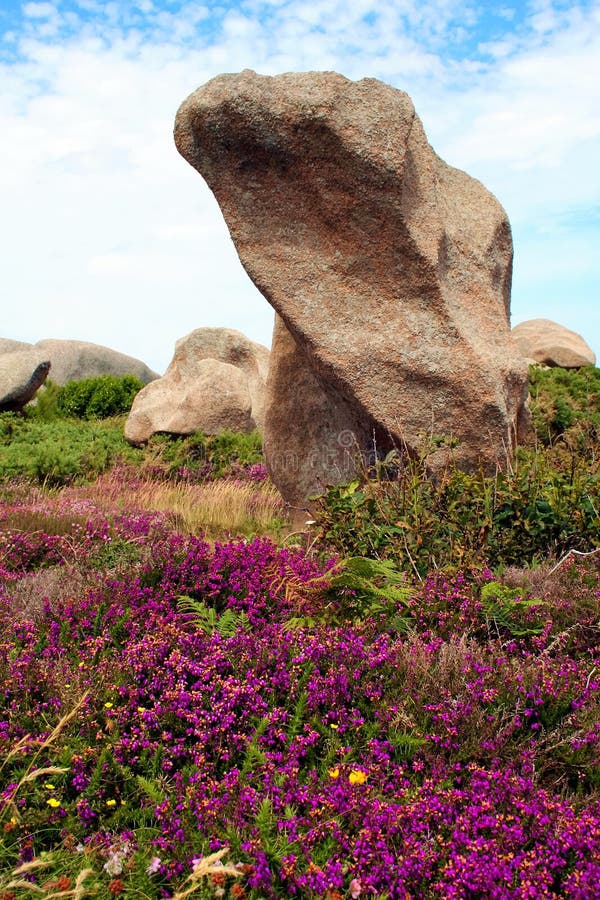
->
(2, 371), (600, 898)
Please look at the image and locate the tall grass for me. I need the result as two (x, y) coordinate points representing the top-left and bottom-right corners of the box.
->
(135, 478), (286, 539)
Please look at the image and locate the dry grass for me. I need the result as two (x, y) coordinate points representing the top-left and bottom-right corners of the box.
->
(0, 849), (239, 900)
(171, 848), (242, 899)
(135, 479), (287, 539)
(0, 509), (90, 537)
(3, 565), (90, 621)
(502, 559), (595, 600)
(1, 466), (288, 541)
(1, 861), (96, 899)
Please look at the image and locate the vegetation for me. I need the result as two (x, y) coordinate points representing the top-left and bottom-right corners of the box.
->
(144, 429), (264, 481)
(0, 415), (265, 490)
(29, 375), (145, 422)
(315, 442), (600, 575)
(2, 365), (600, 897)
(134, 477), (285, 539)
(0, 415), (143, 486)
(316, 367), (600, 575)
(528, 365), (600, 444)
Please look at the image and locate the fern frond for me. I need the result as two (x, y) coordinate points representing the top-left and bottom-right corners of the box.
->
(218, 609), (251, 637)
(177, 595), (218, 633)
(283, 616), (318, 632)
(136, 774), (167, 806)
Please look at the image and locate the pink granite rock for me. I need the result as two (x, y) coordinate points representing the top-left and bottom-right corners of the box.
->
(175, 70), (529, 504)
(512, 319), (596, 369)
(125, 328), (268, 443)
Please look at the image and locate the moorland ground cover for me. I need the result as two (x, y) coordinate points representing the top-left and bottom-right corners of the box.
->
(2, 369), (600, 898)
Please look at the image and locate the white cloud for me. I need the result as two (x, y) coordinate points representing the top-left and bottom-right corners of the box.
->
(22, 2), (57, 19)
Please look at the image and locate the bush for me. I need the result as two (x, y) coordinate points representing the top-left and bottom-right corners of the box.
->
(315, 367), (600, 574)
(147, 429), (264, 480)
(0, 415), (142, 485)
(315, 443), (600, 575)
(55, 374), (143, 420)
(26, 379), (61, 421)
(528, 365), (600, 444)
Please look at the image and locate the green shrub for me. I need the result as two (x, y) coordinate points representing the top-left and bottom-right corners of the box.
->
(55, 374), (143, 420)
(26, 379), (61, 421)
(528, 365), (600, 444)
(315, 367), (600, 574)
(208, 429), (263, 472)
(147, 428), (263, 478)
(0, 416), (142, 485)
(315, 443), (600, 575)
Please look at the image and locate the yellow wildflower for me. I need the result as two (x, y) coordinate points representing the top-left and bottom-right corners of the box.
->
(104, 702), (114, 709)
(330, 723), (339, 730)
(106, 799), (117, 807)
(349, 770), (368, 785)
(43, 783), (56, 790)
(47, 798), (60, 808)
(328, 767), (340, 779)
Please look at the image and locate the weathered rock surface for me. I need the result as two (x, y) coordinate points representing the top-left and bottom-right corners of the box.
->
(512, 319), (596, 369)
(33, 340), (158, 385)
(0, 339), (33, 354)
(175, 70), (529, 505)
(0, 350), (51, 412)
(125, 328), (268, 443)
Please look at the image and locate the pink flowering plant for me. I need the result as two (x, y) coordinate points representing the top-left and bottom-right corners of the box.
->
(2, 415), (600, 896)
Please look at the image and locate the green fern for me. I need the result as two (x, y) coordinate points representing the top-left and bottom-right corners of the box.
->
(178, 595), (218, 632)
(325, 556), (413, 622)
(135, 774), (167, 806)
(217, 608), (251, 637)
(480, 582), (544, 637)
(283, 615), (318, 632)
(329, 556), (413, 602)
(177, 596), (251, 636)
(387, 729), (426, 761)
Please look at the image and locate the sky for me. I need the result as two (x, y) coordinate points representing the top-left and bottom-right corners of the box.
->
(1, 0), (599, 375)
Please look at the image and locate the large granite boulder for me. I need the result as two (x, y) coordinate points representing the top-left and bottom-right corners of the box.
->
(33, 340), (158, 385)
(0, 350), (51, 412)
(512, 319), (596, 369)
(0, 339), (33, 354)
(175, 70), (529, 505)
(125, 328), (269, 444)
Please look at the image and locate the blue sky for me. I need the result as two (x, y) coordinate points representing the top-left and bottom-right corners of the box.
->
(1, 0), (598, 372)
